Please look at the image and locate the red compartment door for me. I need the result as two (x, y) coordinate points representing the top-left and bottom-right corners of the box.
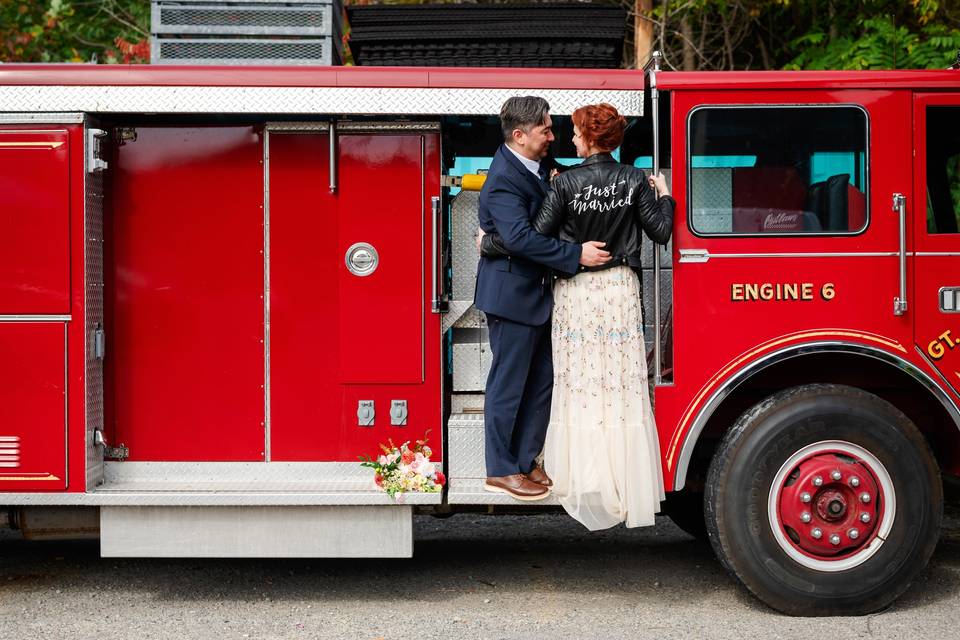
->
(269, 131), (440, 461)
(110, 127), (265, 461)
(0, 323), (67, 491)
(0, 129), (70, 314)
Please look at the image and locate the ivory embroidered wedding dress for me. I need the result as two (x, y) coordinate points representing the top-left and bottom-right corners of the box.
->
(543, 265), (665, 530)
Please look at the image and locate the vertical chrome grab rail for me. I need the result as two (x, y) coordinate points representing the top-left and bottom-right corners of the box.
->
(431, 195), (441, 313)
(328, 120), (337, 193)
(647, 51), (664, 384)
(892, 193), (907, 316)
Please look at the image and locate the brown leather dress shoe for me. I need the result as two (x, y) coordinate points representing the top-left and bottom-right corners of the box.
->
(526, 465), (553, 487)
(484, 474), (550, 501)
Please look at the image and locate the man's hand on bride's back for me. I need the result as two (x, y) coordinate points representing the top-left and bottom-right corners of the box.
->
(579, 241), (611, 267)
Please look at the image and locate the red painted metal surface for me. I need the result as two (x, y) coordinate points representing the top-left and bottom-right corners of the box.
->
(109, 127), (265, 461)
(269, 131), (442, 461)
(776, 450), (881, 559)
(913, 93), (960, 400)
(0, 128), (70, 314)
(337, 134), (424, 384)
(658, 88), (917, 491)
(0, 64), (644, 91)
(0, 323), (67, 491)
(657, 70), (960, 91)
(0, 65), (956, 93)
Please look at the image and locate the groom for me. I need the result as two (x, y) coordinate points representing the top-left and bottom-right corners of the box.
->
(475, 96), (610, 500)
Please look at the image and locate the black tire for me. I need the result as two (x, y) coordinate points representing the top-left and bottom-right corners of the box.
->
(663, 490), (708, 541)
(705, 384), (942, 616)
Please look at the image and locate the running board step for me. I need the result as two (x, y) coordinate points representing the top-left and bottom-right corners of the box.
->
(100, 505), (412, 557)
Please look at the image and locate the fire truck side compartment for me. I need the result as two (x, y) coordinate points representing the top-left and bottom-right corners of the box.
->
(268, 126), (443, 461)
(109, 126), (267, 461)
(0, 128), (71, 314)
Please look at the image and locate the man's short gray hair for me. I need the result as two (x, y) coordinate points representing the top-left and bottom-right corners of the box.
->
(500, 96), (550, 142)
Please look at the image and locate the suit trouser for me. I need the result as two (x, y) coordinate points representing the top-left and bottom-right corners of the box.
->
(483, 313), (553, 477)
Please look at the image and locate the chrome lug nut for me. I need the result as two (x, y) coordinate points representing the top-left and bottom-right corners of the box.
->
(848, 528), (860, 540)
(829, 534), (841, 546)
(849, 476), (861, 488)
(860, 492), (871, 503)
(860, 512), (871, 523)
(830, 470), (842, 481)
(812, 475), (823, 487)
(811, 528), (823, 539)
(800, 512), (812, 523)
(800, 492), (812, 503)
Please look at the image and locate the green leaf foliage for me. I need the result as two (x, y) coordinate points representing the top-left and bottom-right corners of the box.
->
(0, 0), (150, 63)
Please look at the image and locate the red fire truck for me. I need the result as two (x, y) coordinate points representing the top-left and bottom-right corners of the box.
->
(0, 56), (958, 616)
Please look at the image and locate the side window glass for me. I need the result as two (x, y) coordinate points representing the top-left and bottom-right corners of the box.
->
(688, 107), (868, 236)
(926, 106), (960, 234)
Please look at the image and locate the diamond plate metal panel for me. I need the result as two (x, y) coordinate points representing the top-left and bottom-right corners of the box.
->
(84, 129), (105, 491)
(452, 306), (485, 329)
(451, 190), (481, 301)
(447, 416), (486, 479)
(441, 299), (474, 333)
(452, 341), (492, 392)
(450, 393), (484, 414)
(447, 478), (560, 505)
(691, 168), (733, 233)
(0, 86), (642, 117)
(13, 461), (447, 505)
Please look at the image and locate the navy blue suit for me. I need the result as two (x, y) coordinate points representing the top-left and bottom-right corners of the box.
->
(474, 145), (581, 477)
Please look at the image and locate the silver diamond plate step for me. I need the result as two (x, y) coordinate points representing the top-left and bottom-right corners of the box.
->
(446, 412), (557, 505)
(447, 478), (560, 505)
(0, 462), (442, 506)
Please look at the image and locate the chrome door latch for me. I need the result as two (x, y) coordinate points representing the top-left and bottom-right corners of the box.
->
(390, 400), (408, 426)
(357, 400), (375, 427)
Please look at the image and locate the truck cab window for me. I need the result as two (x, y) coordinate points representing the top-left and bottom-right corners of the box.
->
(926, 106), (960, 234)
(688, 106), (868, 236)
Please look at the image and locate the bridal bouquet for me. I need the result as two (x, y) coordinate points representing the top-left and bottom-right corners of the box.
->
(360, 435), (446, 501)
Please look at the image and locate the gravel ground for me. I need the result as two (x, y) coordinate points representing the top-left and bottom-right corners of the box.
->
(2, 507), (960, 640)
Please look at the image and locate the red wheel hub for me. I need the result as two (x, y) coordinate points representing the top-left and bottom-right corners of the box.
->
(777, 452), (881, 558)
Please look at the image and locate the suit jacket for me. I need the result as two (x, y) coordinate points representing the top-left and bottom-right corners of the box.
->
(473, 145), (581, 326)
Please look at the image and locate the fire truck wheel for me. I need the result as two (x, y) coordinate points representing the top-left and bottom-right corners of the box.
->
(704, 384), (942, 616)
(663, 490), (708, 540)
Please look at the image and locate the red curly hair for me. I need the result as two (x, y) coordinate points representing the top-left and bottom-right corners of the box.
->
(571, 103), (627, 152)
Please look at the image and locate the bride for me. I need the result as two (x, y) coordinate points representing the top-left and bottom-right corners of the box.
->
(480, 103), (675, 529)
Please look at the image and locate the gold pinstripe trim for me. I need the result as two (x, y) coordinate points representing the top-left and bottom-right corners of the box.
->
(0, 474), (61, 481)
(665, 329), (907, 467)
(0, 141), (64, 149)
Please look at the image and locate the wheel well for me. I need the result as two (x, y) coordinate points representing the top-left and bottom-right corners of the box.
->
(681, 351), (960, 493)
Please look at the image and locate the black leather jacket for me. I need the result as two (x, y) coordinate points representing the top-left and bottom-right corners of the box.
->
(481, 153), (675, 276)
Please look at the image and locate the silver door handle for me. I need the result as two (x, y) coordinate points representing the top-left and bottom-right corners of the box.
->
(430, 196), (441, 313)
(892, 193), (907, 316)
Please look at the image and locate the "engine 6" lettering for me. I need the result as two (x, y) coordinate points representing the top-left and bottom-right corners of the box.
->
(731, 282), (835, 302)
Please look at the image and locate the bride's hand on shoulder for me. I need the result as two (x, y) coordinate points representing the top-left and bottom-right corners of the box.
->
(648, 172), (670, 197)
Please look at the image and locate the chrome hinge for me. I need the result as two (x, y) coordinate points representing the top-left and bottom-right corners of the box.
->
(94, 429), (128, 461)
(86, 128), (108, 173)
(93, 325), (106, 360)
(116, 127), (137, 146)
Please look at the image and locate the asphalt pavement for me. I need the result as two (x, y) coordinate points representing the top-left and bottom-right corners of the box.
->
(2, 508), (959, 640)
